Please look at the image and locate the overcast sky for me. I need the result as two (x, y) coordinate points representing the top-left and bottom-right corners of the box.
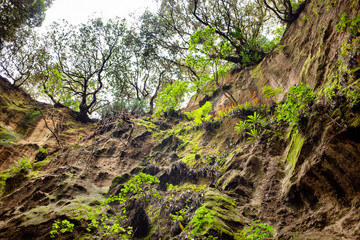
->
(41, 0), (158, 28)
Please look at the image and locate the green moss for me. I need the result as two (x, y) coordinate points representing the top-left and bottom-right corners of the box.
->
(110, 173), (130, 188)
(180, 154), (197, 166)
(136, 118), (157, 132)
(274, 44), (287, 52)
(146, 204), (162, 239)
(176, 182), (208, 193)
(17, 109), (41, 134)
(193, 189), (243, 238)
(286, 130), (305, 172)
(32, 157), (51, 171)
(0, 125), (16, 143)
(250, 62), (264, 83)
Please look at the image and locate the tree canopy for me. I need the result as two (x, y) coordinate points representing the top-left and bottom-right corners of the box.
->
(0, 0), (52, 47)
(0, 0), (308, 122)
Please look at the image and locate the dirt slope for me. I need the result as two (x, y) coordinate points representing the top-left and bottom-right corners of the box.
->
(0, 0), (360, 239)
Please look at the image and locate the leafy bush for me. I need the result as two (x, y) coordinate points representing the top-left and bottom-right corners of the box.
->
(246, 128), (259, 143)
(84, 173), (161, 239)
(170, 207), (189, 230)
(235, 112), (267, 133)
(11, 157), (32, 173)
(235, 120), (248, 133)
(154, 80), (189, 118)
(276, 83), (315, 127)
(243, 220), (274, 240)
(336, 13), (360, 35)
(188, 206), (217, 239)
(185, 101), (213, 125)
(50, 220), (75, 238)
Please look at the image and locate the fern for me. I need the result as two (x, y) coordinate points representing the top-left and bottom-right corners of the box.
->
(185, 101), (213, 125)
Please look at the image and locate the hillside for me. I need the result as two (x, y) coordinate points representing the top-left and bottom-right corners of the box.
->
(1, 0), (360, 239)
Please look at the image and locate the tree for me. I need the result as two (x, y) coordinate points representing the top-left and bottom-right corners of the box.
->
(0, 0), (53, 47)
(158, 0), (275, 67)
(43, 18), (128, 122)
(108, 11), (188, 115)
(263, 0), (307, 23)
(0, 27), (39, 87)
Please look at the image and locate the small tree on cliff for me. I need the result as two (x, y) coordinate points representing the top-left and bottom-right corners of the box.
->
(44, 18), (128, 122)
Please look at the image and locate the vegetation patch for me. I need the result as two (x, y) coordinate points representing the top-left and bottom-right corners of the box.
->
(0, 125), (16, 143)
(286, 130), (305, 172)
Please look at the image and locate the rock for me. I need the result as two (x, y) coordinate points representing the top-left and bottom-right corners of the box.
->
(127, 206), (150, 238)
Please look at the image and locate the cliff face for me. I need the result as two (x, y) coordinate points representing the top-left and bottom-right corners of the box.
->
(1, 0), (360, 239)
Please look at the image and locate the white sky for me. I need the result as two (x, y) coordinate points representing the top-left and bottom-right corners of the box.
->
(41, 0), (158, 28)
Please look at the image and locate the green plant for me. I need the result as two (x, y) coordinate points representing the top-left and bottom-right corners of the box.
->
(243, 220), (274, 240)
(276, 83), (315, 127)
(167, 184), (178, 191)
(185, 101), (213, 125)
(154, 80), (189, 118)
(188, 206), (218, 239)
(247, 112), (263, 126)
(170, 207), (188, 230)
(262, 86), (283, 98)
(235, 112), (267, 135)
(115, 173), (162, 204)
(11, 157), (32, 173)
(336, 13), (360, 35)
(38, 147), (48, 154)
(337, 13), (350, 33)
(86, 173), (161, 239)
(246, 128), (259, 143)
(50, 219), (75, 238)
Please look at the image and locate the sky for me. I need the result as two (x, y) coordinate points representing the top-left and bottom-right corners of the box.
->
(41, 0), (158, 28)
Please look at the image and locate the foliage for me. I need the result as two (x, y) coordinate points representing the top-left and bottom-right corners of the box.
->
(276, 83), (315, 126)
(109, 11), (185, 115)
(0, 158), (33, 195)
(0, 28), (39, 86)
(188, 206), (218, 239)
(119, 172), (162, 203)
(0, 0), (52, 46)
(235, 112), (267, 132)
(243, 220), (274, 239)
(336, 13), (360, 35)
(167, 184), (178, 191)
(159, 0), (280, 67)
(235, 120), (249, 133)
(11, 158), (32, 173)
(153, 80), (189, 118)
(262, 86), (283, 98)
(38, 147), (48, 154)
(37, 17), (128, 122)
(85, 173), (160, 239)
(246, 128), (259, 143)
(170, 207), (189, 230)
(185, 101), (213, 125)
(50, 219), (75, 238)
(186, 26), (234, 96)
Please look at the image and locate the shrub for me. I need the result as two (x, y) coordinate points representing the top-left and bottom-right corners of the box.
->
(11, 157), (32, 174)
(188, 206), (217, 239)
(154, 80), (189, 118)
(276, 83), (315, 127)
(50, 220), (75, 238)
(185, 101), (213, 125)
(243, 220), (274, 239)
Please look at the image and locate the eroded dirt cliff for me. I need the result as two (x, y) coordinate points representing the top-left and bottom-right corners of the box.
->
(1, 0), (360, 239)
